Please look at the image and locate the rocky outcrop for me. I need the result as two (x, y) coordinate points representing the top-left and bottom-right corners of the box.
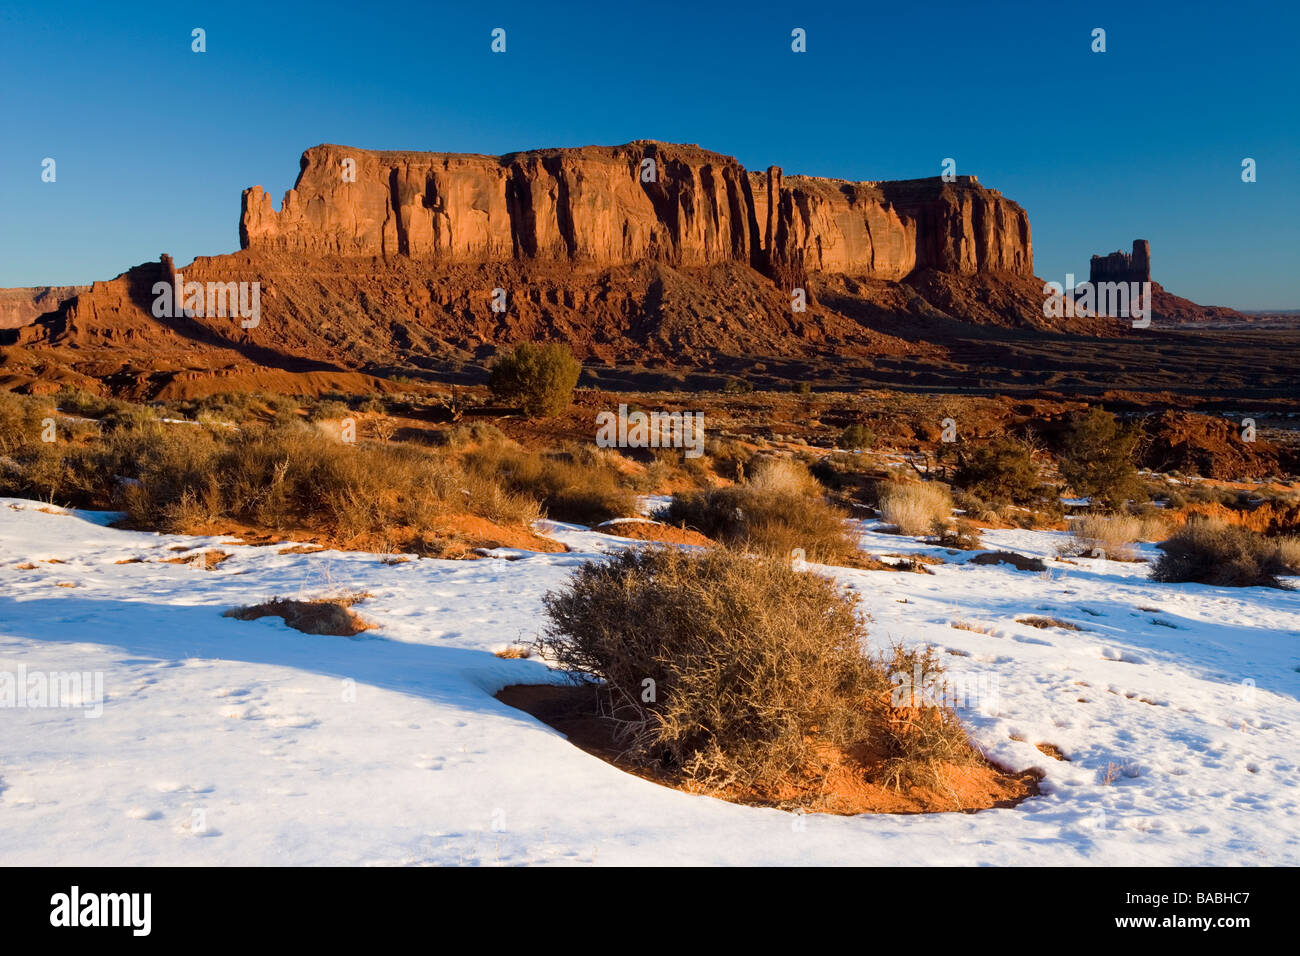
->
(240, 142), (1033, 282)
(1090, 240), (1150, 285)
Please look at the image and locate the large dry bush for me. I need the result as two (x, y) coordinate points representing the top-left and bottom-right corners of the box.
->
(878, 480), (953, 536)
(662, 458), (858, 564)
(536, 546), (970, 795)
(1151, 518), (1295, 588)
(1276, 536), (1300, 574)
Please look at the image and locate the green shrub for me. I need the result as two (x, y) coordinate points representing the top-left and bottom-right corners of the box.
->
(838, 423), (875, 451)
(1058, 409), (1142, 509)
(952, 436), (1045, 505)
(488, 342), (581, 416)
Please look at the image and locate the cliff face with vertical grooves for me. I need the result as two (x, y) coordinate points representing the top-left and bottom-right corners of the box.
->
(5, 141), (1083, 399)
(240, 142), (1032, 282)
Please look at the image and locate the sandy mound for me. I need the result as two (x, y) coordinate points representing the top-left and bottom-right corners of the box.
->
(498, 683), (1039, 815)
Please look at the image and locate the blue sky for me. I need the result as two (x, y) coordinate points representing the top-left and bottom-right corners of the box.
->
(2, 0), (1297, 308)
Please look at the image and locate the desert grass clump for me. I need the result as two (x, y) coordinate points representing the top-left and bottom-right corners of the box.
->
(1276, 536), (1300, 574)
(307, 398), (352, 422)
(1060, 512), (1143, 561)
(464, 441), (638, 525)
(22, 416), (539, 549)
(536, 545), (971, 797)
(1151, 519), (1296, 588)
(662, 458), (857, 564)
(878, 480), (953, 536)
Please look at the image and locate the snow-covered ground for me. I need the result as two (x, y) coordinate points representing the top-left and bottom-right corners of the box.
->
(2, 497), (1298, 865)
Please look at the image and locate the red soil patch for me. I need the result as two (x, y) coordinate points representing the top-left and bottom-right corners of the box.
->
(497, 683), (1039, 815)
(590, 519), (713, 547)
(435, 514), (568, 555)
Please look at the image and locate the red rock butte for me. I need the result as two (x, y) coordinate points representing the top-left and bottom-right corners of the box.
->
(240, 142), (1033, 283)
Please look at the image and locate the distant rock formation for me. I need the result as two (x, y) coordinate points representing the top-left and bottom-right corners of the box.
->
(1085, 239), (1267, 326)
(1090, 240), (1150, 285)
(0, 285), (87, 329)
(240, 142), (1034, 284)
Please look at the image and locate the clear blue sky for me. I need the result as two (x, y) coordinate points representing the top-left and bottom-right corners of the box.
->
(2, 0), (1297, 308)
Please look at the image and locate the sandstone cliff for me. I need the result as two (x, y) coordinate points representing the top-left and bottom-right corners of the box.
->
(240, 142), (1032, 282)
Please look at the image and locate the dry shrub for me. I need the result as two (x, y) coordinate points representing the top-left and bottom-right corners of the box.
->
(702, 437), (756, 482)
(7, 416), (542, 552)
(536, 545), (972, 797)
(0, 392), (56, 457)
(465, 441), (638, 525)
(1277, 536), (1300, 574)
(224, 593), (373, 636)
(878, 480), (952, 536)
(1060, 513), (1143, 561)
(1136, 512), (1173, 542)
(662, 458), (857, 565)
(970, 550), (1048, 572)
(1017, 616), (1084, 631)
(1151, 519), (1296, 588)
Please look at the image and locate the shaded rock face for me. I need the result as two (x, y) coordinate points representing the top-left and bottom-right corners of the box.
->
(240, 142), (1033, 282)
(1090, 239), (1150, 285)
